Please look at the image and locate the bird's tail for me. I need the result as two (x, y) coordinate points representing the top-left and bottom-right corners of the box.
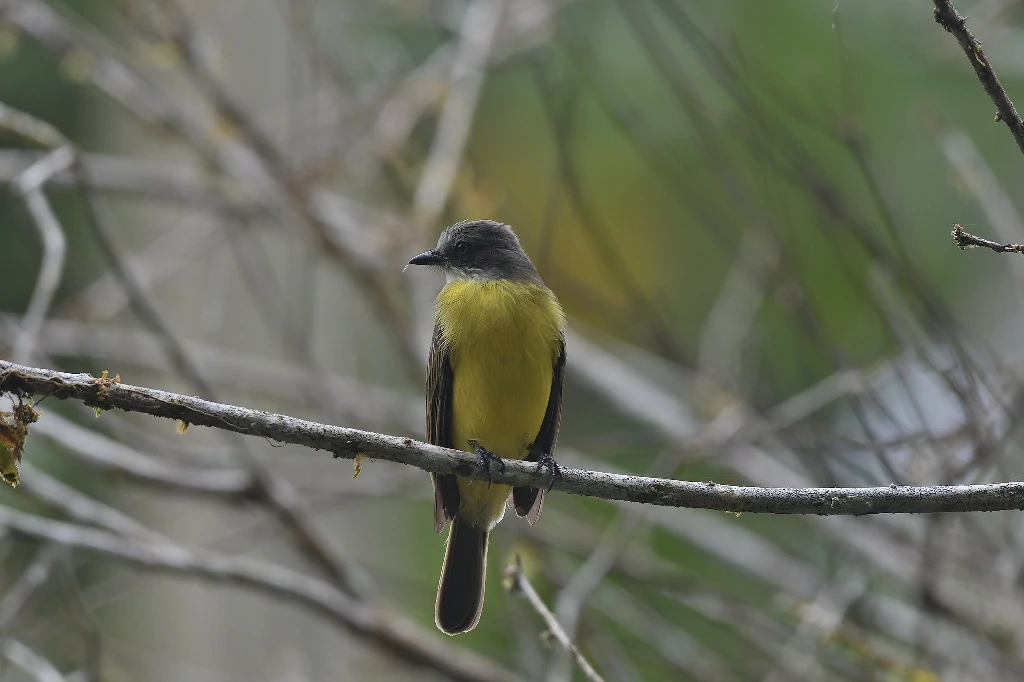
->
(435, 517), (488, 634)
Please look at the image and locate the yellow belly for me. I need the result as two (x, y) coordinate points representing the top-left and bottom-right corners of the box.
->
(437, 279), (564, 530)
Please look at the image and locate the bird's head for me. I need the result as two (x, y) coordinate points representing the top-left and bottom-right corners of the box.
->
(407, 220), (541, 283)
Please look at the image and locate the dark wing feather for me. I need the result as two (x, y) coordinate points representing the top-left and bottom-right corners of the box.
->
(426, 322), (459, 534)
(512, 333), (566, 525)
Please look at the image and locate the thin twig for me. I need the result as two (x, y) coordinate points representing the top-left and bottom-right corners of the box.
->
(504, 562), (606, 682)
(5, 360), (1024, 514)
(951, 223), (1024, 255)
(0, 507), (522, 682)
(933, 0), (1024, 156)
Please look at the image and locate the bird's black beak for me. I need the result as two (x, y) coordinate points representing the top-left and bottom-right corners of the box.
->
(408, 249), (444, 266)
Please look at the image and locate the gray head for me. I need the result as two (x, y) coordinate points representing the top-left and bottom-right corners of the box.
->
(407, 220), (542, 284)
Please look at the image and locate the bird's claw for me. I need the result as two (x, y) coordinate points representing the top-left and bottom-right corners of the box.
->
(528, 444), (561, 492)
(468, 439), (504, 486)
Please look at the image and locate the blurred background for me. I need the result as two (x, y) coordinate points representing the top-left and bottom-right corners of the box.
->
(0, 0), (1022, 679)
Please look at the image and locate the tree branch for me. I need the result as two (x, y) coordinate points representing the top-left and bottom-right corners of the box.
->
(951, 223), (1024, 255)
(4, 360), (1024, 515)
(504, 562), (606, 682)
(933, 0), (1024, 156)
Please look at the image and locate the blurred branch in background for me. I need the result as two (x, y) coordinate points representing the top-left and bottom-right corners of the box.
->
(0, 103), (71, 365)
(3, 638), (64, 682)
(412, 0), (504, 233)
(0, 506), (522, 682)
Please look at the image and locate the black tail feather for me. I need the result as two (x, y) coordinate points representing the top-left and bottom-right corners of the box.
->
(435, 518), (488, 634)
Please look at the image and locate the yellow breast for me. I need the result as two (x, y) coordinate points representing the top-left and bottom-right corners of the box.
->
(436, 279), (564, 528)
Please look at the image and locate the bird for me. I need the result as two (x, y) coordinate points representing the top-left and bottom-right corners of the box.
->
(407, 219), (566, 635)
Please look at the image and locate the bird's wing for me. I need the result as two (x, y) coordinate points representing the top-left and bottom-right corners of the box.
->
(427, 322), (460, 534)
(512, 332), (566, 525)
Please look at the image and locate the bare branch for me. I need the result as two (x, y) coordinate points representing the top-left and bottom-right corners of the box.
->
(504, 562), (606, 682)
(952, 223), (1024, 255)
(4, 360), (1024, 514)
(933, 0), (1024, 156)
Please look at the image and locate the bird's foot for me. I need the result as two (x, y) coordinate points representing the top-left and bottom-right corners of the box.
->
(528, 444), (562, 492)
(468, 439), (504, 486)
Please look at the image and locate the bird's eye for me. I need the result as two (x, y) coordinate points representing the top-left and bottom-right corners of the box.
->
(455, 241), (468, 255)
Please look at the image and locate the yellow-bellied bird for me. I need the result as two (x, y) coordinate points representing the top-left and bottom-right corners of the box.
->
(407, 220), (566, 635)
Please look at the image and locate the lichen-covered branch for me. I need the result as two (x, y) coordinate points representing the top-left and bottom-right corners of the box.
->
(933, 0), (1024, 156)
(3, 361), (1024, 515)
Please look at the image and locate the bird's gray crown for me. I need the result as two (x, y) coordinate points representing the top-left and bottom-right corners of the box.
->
(414, 220), (542, 284)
